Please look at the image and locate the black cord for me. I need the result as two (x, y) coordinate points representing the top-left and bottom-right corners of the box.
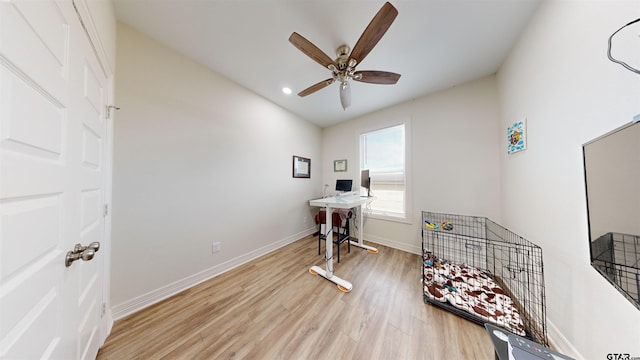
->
(607, 17), (640, 75)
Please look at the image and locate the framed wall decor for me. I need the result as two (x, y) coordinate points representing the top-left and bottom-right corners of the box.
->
(334, 159), (347, 172)
(292, 155), (311, 178)
(507, 119), (527, 154)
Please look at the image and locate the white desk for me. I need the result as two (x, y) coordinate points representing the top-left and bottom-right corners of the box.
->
(308, 194), (377, 292)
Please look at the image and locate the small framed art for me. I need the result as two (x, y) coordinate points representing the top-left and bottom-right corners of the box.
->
(507, 119), (527, 154)
(334, 159), (347, 172)
(292, 155), (311, 178)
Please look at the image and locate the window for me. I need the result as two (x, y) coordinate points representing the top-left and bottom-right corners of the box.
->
(360, 123), (409, 220)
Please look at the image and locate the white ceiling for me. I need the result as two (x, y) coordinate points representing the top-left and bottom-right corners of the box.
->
(113, 0), (542, 128)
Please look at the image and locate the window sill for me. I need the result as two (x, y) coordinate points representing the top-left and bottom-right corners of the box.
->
(366, 211), (413, 225)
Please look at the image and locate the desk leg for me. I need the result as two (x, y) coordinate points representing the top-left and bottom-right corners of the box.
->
(309, 205), (353, 292)
(348, 204), (378, 253)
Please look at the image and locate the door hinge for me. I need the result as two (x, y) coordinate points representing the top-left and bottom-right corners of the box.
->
(105, 105), (120, 119)
(103, 203), (109, 217)
(101, 303), (106, 317)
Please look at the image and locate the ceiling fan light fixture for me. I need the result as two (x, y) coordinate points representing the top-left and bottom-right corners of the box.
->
(339, 81), (351, 110)
(288, 2), (399, 109)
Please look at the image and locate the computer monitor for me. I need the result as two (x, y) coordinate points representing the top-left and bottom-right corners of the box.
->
(361, 169), (370, 196)
(335, 179), (353, 192)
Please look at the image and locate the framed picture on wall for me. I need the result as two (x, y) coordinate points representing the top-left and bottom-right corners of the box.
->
(292, 155), (311, 178)
(507, 119), (527, 154)
(334, 159), (347, 172)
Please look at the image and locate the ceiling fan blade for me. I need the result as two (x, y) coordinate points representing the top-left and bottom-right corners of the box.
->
(348, 2), (398, 66)
(298, 78), (334, 97)
(353, 70), (401, 85)
(289, 32), (335, 69)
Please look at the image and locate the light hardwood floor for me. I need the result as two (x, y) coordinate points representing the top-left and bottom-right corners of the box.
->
(97, 235), (495, 359)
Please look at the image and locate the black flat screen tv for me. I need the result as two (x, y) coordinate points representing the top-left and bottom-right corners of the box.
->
(583, 120), (640, 310)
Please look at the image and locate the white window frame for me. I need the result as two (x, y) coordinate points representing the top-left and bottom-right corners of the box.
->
(359, 119), (412, 224)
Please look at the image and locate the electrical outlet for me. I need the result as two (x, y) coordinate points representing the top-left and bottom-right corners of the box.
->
(212, 242), (221, 253)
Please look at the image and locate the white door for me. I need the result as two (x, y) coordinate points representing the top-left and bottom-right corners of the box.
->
(0, 1), (109, 359)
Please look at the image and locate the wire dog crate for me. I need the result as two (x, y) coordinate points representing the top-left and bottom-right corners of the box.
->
(591, 232), (640, 310)
(422, 211), (547, 346)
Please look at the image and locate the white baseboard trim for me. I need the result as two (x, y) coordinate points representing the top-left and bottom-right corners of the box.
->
(547, 319), (584, 360)
(363, 233), (422, 255)
(111, 227), (316, 320)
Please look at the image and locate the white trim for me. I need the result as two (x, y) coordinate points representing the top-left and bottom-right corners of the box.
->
(359, 118), (412, 224)
(547, 320), (584, 360)
(366, 212), (413, 225)
(72, 0), (114, 77)
(104, 309), (113, 339)
(363, 234), (421, 255)
(111, 227), (316, 320)
(71, 1), (115, 349)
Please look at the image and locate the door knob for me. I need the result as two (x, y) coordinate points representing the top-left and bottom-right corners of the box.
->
(74, 241), (100, 253)
(65, 242), (100, 267)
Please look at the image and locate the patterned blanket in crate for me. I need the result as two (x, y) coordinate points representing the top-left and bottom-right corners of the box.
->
(423, 254), (526, 335)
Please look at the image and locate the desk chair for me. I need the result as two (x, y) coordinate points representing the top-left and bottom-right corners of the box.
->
(315, 209), (351, 263)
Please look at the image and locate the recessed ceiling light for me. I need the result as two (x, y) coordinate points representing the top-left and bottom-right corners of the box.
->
(282, 87), (292, 95)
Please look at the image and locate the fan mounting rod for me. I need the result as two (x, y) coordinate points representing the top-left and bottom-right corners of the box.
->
(336, 45), (350, 69)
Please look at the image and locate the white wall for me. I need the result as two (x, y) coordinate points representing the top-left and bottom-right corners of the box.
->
(109, 1), (640, 355)
(111, 23), (322, 316)
(497, 0), (640, 357)
(322, 76), (502, 254)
